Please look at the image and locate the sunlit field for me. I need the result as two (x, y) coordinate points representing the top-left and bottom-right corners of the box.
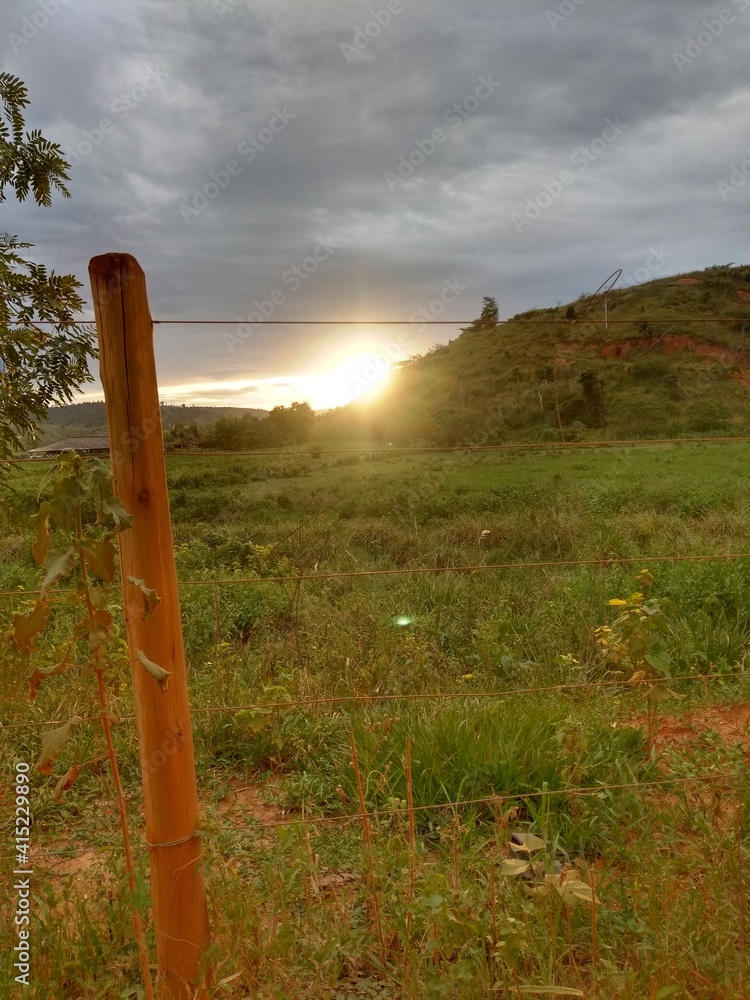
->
(2, 441), (749, 998)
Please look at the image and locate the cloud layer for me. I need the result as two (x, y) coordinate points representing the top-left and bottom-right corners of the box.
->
(2, 0), (749, 407)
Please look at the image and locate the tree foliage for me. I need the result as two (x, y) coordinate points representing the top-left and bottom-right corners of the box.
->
(192, 403), (316, 451)
(0, 73), (95, 460)
(462, 295), (499, 334)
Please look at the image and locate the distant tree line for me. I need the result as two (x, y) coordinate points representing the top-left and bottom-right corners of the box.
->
(166, 401), (316, 450)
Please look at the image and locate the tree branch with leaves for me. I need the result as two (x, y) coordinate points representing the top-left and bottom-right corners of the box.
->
(0, 73), (96, 461)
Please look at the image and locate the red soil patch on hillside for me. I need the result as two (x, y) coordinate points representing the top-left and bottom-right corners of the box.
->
(737, 289), (750, 302)
(671, 278), (702, 286)
(597, 334), (739, 362)
(558, 334), (750, 391)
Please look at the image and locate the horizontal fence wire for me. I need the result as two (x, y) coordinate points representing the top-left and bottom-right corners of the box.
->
(6, 434), (750, 465)
(154, 317), (750, 325)
(12, 771), (740, 862)
(243, 770), (746, 830)
(0, 769), (741, 869)
(27, 316), (750, 327)
(0, 671), (740, 730)
(1, 551), (749, 600)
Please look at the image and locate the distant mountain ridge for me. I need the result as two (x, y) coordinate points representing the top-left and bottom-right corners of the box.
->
(39, 402), (268, 446)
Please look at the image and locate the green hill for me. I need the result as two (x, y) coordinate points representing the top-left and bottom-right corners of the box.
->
(38, 402), (268, 445)
(325, 263), (750, 445)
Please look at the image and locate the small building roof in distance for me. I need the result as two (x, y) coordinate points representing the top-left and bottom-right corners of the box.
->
(28, 436), (110, 455)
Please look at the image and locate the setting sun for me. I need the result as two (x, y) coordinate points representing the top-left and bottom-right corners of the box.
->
(304, 350), (395, 410)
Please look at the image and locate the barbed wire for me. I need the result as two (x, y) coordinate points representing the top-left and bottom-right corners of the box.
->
(0, 670), (740, 731)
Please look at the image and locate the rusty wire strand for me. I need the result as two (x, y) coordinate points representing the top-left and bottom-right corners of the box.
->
(1, 550), (749, 599)
(0, 670), (740, 730)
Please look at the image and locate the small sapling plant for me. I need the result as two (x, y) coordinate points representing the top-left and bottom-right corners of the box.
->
(595, 568), (683, 743)
(11, 450), (159, 999)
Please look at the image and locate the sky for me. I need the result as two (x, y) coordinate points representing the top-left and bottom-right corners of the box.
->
(2, 0), (749, 411)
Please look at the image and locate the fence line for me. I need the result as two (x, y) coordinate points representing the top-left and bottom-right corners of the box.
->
(0, 767), (741, 870)
(0, 670), (740, 731)
(193, 770), (747, 831)
(28, 315), (750, 327)
(2, 550), (749, 600)
(6, 434), (750, 465)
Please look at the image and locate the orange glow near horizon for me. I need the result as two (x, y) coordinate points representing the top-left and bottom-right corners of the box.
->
(77, 345), (402, 412)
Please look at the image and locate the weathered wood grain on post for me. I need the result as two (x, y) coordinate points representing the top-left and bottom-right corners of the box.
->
(89, 254), (210, 999)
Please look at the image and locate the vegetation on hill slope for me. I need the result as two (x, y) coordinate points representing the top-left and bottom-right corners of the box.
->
(38, 264), (750, 453)
(321, 263), (750, 446)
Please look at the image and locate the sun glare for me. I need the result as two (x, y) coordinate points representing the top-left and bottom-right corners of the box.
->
(306, 351), (395, 410)
(88, 341), (403, 412)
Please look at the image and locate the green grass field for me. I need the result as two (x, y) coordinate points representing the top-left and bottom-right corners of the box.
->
(1, 442), (749, 998)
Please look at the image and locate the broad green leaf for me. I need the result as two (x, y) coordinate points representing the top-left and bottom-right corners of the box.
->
(648, 685), (685, 703)
(12, 599), (50, 651)
(628, 636), (650, 659)
(100, 494), (132, 531)
(500, 858), (531, 876)
(524, 884), (551, 896)
(51, 475), (85, 531)
(29, 502), (51, 565)
(655, 987), (682, 1000)
(127, 576), (161, 621)
(81, 538), (116, 582)
(555, 878), (597, 906)
(645, 650), (672, 674)
(41, 547), (76, 597)
(36, 716), (82, 774)
(237, 708), (272, 733)
(138, 649), (171, 692)
(511, 833), (546, 855)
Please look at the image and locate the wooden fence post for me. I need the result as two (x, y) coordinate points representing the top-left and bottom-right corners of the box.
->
(89, 254), (210, 999)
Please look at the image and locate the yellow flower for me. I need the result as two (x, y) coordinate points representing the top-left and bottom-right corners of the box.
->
(608, 599), (627, 606)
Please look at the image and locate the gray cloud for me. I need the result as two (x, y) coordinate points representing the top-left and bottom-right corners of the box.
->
(2, 0), (749, 404)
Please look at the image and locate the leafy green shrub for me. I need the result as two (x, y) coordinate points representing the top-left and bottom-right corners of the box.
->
(685, 400), (732, 432)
